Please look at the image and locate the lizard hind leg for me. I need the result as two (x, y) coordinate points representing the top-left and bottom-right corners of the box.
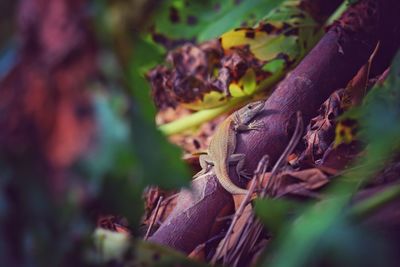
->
(230, 153), (252, 181)
(193, 154), (214, 178)
(239, 170), (253, 180)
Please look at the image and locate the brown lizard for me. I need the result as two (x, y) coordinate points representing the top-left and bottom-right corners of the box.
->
(194, 100), (265, 195)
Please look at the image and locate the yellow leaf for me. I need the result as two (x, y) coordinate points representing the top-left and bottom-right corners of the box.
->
(334, 121), (356, 147)
(242, 68), (257, 95)
(229, 83), (245, 97)
(182, 91), (227, 110)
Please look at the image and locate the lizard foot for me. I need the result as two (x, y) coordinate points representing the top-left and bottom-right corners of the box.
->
(248, 120), (264, 131)
(239, 170), (253, 180)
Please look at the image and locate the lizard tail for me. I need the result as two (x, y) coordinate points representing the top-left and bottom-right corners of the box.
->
(216, 164), (249, 195)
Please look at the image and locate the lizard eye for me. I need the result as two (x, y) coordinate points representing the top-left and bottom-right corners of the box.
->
(247, 105), (253, 109)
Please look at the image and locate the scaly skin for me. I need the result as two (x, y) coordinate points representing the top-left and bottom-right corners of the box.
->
(195, 100), (265, 195)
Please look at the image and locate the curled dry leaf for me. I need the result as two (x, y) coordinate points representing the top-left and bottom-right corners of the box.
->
(342, 42), (379, 107)
(258, 168), (329, 199)
(301, 89), (345, 163)
(143, 187), (178, 231)
(97, 215), (131, 235)
(301, 43), (378, 165)
(276, 168), (329, 197)
(147, 39), (268, 110)
(334, 42), (379, 147)
(147, 40), (224, 110)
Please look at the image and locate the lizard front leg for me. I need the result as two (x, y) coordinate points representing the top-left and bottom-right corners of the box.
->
(234, 120), (264, 132)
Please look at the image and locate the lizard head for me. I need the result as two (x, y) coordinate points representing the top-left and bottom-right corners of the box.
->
(235, 99), (265, 125)
(244, 99), (265, 113)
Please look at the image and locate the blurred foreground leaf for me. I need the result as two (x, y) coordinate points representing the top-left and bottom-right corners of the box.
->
(133, 240), (209, 267)
(254, 198), (303, 234)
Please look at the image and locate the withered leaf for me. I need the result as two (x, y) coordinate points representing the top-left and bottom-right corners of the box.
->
(276, 168), (329, 197)
(147, 39), (268, 110)
(301, 89), (345, 163)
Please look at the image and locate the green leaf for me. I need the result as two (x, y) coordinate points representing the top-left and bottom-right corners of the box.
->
(254, 198), (302, 234)
(311, 220), (394, 267)
(128, 36), (165, 121)
(152, 0), (286, 43)
(78, 89), (189, 227)
(130, 108), (190, 190)
(359, 52), (400, 146)
(198, 0), (287, 42)
(262, 59), (285, 73)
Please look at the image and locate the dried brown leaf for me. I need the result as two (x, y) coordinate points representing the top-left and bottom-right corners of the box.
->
(343, 42), (379, 107)
(276, 168), (329, 197)
(301, 89), (345, 163)
(143, 187), (178, 228)
(320, 142), (362, 171)
(188, 243), (206, 262)
(147, 39), (268, 110)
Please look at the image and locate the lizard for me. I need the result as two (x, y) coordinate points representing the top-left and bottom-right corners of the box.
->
(194, 99), (265, 195)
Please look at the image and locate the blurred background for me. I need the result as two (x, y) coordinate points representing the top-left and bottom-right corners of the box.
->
(0, 0), (193, 265)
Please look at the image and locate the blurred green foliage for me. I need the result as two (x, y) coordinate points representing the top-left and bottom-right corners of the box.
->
(255, 51), (400, 267)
